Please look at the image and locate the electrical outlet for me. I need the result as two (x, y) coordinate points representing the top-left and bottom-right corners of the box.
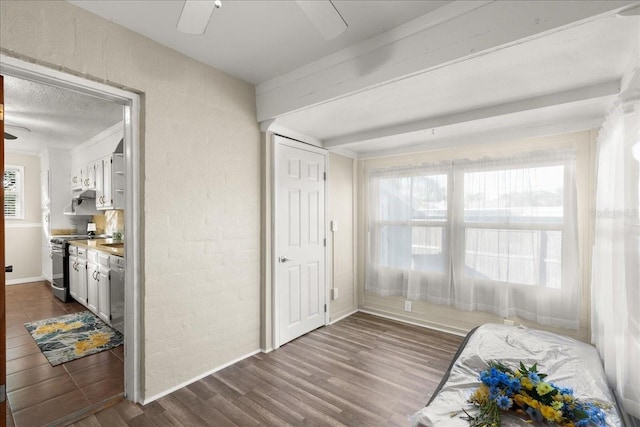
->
(332, 288), (339, 300)
(404, 300), (412, 312)
(331, 220), (338, 232)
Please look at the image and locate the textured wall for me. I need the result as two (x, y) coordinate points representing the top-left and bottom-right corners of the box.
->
(328, 153), (357, 321)
(0, 0), (261, 398)
(4, 152), (42, 283)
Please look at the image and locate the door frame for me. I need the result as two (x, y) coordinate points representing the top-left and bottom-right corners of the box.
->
(0, 54), (144, 403)
(271, 134), (330, 349)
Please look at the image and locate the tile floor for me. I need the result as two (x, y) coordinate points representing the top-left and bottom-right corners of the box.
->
(5, 281), (124, 427)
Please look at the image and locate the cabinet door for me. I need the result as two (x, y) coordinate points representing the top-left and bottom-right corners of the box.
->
(98, 266), (111, 324)
(69, 255), (78, 300)
(85, 162), (97, 190)
(87, 261), (99, 314)
(71, 167), (81, 191)
(76, 258), (88, 307)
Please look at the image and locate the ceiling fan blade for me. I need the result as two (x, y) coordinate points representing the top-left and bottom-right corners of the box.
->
(4, 132), (17, 140)
(177, 0), (219, 35)
(296, 0), (348, 40)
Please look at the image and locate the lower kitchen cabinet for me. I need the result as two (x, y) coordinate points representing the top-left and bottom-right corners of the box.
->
(86, 249), (111, 324)
(69, 246), (88, 307)
(87, 256), (99, 314)
(97, 265), (111, 324)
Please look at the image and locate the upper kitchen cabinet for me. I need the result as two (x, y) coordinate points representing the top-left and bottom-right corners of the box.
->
(96, 152), (124, 210)
(70, 121), (124, 210)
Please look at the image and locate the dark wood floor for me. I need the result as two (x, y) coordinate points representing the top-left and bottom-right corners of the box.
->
(5, 281), (124, 427)
(70, 312), (464, 427)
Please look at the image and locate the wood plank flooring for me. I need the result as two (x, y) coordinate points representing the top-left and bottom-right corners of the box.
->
(71, 312), (464, 427)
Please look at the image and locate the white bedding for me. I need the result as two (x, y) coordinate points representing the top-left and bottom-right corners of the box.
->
(410, 324), (623, 426)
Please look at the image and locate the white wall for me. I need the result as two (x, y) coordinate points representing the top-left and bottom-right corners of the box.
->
(0, 0), (261, 399)
(328, 153), (357, 321)
(4, 152), (43, 284)
(356, 131), (595, 341)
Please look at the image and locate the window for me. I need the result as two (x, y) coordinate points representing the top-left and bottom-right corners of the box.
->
(367, 151), (580, 328)
(462, 164), (565, 288)
(4, 165), (24, 219)
(367, 167), (452, 303)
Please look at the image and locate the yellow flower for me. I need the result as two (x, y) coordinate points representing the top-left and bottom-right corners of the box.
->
(521, 377), (534, 390)
(540, 405), (563, 422)
(551, 401), (564, 410)
(536, 382), (554, 396)
(470, 384), (490, 405)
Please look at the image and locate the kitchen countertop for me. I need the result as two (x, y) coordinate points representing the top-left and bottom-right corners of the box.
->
(69, 238), (125, 257)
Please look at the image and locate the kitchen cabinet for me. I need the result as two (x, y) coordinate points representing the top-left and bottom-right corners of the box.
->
(87, 250), (99, 314)
(96, 153), (124, 210)
(97, 252), (111, 324)
(86, 249), (111, 324)
(82, 161), (100, 191)
(69, 246), (88, 307)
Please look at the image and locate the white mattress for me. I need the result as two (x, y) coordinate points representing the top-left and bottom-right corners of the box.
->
(410, 324), (623, 426)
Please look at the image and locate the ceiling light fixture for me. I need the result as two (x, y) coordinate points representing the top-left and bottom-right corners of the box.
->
(177, 0), (222, 35)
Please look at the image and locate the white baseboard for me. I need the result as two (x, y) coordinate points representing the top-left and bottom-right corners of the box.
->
(141, 349), (262, 405)
(6, 276), (46, 286)
(330, 309), (359, 325)
(359, 308), (468, 337)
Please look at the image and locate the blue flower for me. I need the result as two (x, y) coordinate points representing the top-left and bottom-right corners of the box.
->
(496, 395), (512, 411)
(528, 371), (540, 384)
(508, 378), (521, 394)
(525, 407), (543, 422)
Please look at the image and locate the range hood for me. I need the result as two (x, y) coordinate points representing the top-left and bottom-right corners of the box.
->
(73, 189), (96, 200)
(64, 197), (98, 216)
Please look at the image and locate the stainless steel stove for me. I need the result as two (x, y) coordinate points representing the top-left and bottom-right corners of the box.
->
(49, 235), (92, 302)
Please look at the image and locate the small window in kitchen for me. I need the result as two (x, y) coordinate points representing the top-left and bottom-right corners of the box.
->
(4, 165), (24, 219)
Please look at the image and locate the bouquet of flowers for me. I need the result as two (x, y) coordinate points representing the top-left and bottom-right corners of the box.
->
(463, 361), (609, 426)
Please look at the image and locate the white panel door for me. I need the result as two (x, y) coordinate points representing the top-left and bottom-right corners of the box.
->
(276, 138), (326, 346)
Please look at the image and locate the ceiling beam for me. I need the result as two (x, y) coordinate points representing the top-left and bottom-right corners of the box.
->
(256, 0), (636, 122)
(322, 80), (620, 148)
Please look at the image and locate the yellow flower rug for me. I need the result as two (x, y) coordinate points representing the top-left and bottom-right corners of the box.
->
(24, 311), (123, 366)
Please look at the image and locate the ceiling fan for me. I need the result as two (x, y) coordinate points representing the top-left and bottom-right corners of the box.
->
(4, 124), (31, 141)
(177, 0), (347, 39)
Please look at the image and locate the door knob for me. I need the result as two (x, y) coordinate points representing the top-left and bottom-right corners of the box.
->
(279, 256), (294, 263)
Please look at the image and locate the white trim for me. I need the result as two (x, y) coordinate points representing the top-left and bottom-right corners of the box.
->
(1, 54), (144, 404)
(329, 309), (358, 325)
(71, 121), (124, 155)
(6, 276), (46, 285)
(5, 222), (42, 228)
(142, 349), (261, 405)
(359, 308), (468, 337)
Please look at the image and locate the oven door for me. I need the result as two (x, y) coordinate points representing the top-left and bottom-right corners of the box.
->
(51, 244), (69, 302)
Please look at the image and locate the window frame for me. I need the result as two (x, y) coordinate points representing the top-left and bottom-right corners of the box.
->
(4, 164), (25, 220)
(455, 159), (570, 289)
(370, 168), (451, 274)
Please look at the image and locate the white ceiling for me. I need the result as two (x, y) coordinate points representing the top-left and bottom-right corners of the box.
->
(3, 76), (123, 154)
(4, 1), (640, 157)
(69, 0), (450, 85)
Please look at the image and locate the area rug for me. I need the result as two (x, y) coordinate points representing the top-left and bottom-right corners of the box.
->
(24, 311), (123, 366)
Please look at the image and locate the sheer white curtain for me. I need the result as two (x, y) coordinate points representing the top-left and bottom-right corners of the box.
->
(451, 152), (580, 329)
(366, 164), (452, 304)
(591, 95), (640, 418)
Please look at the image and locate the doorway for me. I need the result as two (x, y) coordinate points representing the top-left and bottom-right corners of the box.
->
(272, 135), (328, 348)
(1, 55), (142, 424)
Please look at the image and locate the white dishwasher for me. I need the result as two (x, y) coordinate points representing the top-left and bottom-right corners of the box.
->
(109, 255), (125, 334)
